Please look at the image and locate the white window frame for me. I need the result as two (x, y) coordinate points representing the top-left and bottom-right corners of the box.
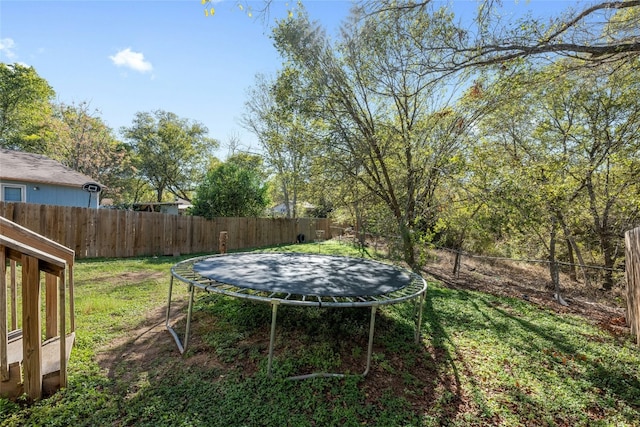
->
(1, 183), (27, 202)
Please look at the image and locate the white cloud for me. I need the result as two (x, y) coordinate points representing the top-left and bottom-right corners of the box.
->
(109, 48), (153, 73)
(0, 38), (17, 60)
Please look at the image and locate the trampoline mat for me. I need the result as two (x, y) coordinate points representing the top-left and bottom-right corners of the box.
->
(193, 253), (412, 297)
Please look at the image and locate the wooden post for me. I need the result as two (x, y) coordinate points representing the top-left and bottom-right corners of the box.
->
(69, 266), (75, 332)
(22, 254), (42, 400)
(45, 273), (58, 339)
(1, 248), (8, 381)
(10, 260), (16, 330)
(58, 272), (67, 389)
(219, 231), (228, 254)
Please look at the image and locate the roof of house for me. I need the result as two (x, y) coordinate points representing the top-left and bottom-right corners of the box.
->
(0, 149), (103, 188)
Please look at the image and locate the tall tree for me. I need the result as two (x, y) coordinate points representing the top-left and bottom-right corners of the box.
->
(121, 110), (218, 202)
(0, 63), (55, 152)
(468, 69), (575, 301)
(474, 58), (640, 292)
(533, 60), (640, 289)
(190, 155), (269, 218)
(224, 1), (639, 69)
(48, 102), (135, 202)
(242, 69), (316, 218)
(272, 5), (490, 269)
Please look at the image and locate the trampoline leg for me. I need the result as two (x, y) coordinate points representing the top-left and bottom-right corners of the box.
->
(362, 305), (377, 377)
(165, 275), (174, 327)
(183, 284), (196, 352)
(165, 275), (184, 354)
(267, 302), (279, 377)
(165, 278), (194, 355)
(414, 290), (426, 344)
(287, 305), (378, 380)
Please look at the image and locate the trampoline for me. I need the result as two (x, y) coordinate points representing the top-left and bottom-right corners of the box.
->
(165, 252), (427, 379)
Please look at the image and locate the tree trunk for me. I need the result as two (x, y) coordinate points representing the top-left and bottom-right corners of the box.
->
(353, 200), (366, 249)
(452, 234), (465, 279)
(585, 175), (615, 290)
(399, 222), (416, 270)
(549, 219), (558, 291)
(566, 238), (577, 282)
(601, 238), (616, 290)
(281, 180), (291, 219)
(453, 249), (462, 278)
(549, 217), (568, 306)
(557, 212), (591, 287)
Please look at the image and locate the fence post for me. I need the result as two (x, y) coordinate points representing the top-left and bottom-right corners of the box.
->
(626, 227), (640, 346)
(219, 231), (228, 254)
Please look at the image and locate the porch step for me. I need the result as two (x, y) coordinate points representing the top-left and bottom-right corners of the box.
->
(1, 331), (75, 399)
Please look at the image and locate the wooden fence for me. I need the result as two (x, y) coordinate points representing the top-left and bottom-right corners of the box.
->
(0, 202), (331, 259)
(626, 227), (640, 346)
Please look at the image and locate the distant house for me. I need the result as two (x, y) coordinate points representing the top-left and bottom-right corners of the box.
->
(0, 149), (103, 208)
(129, 198), (192, 215)
(270, 201), (315, 217)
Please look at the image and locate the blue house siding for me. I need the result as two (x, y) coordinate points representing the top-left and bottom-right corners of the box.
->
(0, 149), (103, 209)
(0, 179), (99, 208)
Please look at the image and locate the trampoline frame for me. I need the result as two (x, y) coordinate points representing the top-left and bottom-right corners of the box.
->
(165, 252), (427, 379)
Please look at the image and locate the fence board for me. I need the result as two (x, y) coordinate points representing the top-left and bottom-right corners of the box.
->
(626, 227), (640, 346)
(63, 205), (74, 253)
(0, 202), (330, 259)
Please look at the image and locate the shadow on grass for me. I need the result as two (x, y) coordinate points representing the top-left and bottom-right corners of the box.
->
(481, 295), (640, 414)
(9, 266), (639, 427)
(423, 284), (640, 425)
(420, 287), (496, 422)
(74, 290), (460, 427)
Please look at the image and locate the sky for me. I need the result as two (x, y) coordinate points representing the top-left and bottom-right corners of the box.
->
(1, 0), (352, 159)
(1, 0), (576, 160)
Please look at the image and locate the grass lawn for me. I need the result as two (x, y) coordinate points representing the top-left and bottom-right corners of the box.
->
(1, 241), (639, 426)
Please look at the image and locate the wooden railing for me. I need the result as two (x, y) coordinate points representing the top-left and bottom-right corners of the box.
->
(1, 216), (75, 400)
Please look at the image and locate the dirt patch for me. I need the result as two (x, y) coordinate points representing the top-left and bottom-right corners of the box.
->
(119, 271), (165, 282)
(95, 300), (261, 383)
(95, 304), (180, 381)
(78, 270), (166, 288)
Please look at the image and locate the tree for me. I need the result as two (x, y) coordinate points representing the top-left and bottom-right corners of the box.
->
(190, 155), (269, 218)
(272, 5), (493, 269)
(464, 75), (572, 302)
(206, 1), (640, 68)
(242, 70), (316, 219)
(47, 102), (135, 202)
(362, 0), (640, 74)
(0, 63), (55, 152)
(121, 110), (218, 202)
(532, 60), (640, 290)
(472, 57), (640, 293)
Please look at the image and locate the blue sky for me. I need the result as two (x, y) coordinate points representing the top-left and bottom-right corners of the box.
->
(1, 0), (351, 159)
(2, 0), (575, 160)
